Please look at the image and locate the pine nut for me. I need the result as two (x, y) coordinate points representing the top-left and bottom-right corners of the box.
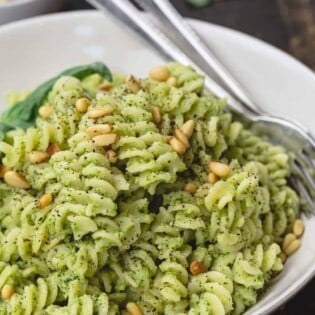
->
(151, 106), (162, 124)
(38, 193), (52, 208)
(282, 233), (296, 250)
(126, 302), (143, 315)
(99, 81), (113, 91)
(278, 252), (287, 264)
(174, 128), (189, 148)
(92, 134), (118, 147)
(28, 151), (49, 164)
(38, 105), (53, 118)
(184, 182), (197, 194)
(170, 137), (186, 155)
(75, 98), (90, 113)
(208, 172), (218, 184)
(293, 219), (304, 237)
(167, 76), (177, 86)
(46, 143), (60, 156)
(180, 120), (195, 139)
(125, 75), (140, 93)
(88, 106), (114, 119)
(0, 165), (10, 178)
(149, 66), (170, 82)
(86, 124), (112, 137)
(1, 284), (14, 300)
(4, 171), (30, 189)
(190, 261), (206, 275)
(165, 135), (172, 144)
(284, 239), (301, 256)
(208, 161), (230, 178)
(106, 150), (118, 163)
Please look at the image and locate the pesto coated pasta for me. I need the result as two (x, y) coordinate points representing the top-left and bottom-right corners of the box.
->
(0, 63), (300, 314)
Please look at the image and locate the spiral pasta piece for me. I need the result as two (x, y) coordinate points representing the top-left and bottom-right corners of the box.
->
(188, 271), (234, 314)
(0, 77), (84, 169)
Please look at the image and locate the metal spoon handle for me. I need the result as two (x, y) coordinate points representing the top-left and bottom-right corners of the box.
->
(86, 0), (253, 117)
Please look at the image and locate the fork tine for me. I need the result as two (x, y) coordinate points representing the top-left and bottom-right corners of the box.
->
(290, 157), (315, 207)
(288, 176), (315, 217)
(296, 149), (315, 171)
(292, 157), (315, 193)
(301, 148), (315, 170)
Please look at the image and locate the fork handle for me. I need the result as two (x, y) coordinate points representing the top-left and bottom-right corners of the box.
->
(87, 0), (254, 117)
(136, 0), (263, 115)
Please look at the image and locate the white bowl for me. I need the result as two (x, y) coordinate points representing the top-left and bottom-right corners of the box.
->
(0, 11), (315, 314)
(0, 0), (64, 25)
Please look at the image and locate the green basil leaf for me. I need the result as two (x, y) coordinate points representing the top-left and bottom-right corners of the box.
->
(0, 62), (112, 133)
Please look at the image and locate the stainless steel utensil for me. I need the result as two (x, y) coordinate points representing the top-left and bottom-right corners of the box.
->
(136, 0), (262, 115)
(87, 0), (315, 214)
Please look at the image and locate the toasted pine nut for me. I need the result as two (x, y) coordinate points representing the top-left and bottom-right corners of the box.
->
(208, 172), (218, 184)
(185, 183), (197, 194)
(86, 124), (112, 137)
(165, 135), (172, 144)
(180, 120), (195, 139)
(174, 128), (189, 148)
(99, 81), (113, 91)
(28, 151), (49, 164)
(0, 165), (10, 178)
(4, 171), (30, 189)
(190, 261), (206, 275)
(88, 106), (114, 119)
(293, 219), (304, 237)
(151, 106), (162, 124)
(278, 252), (287, 264)
(92, 134), (118, 147)
(170, 137), (186, 155)
(39, 105), (53, 118)
(38, 193), (52, 208)
(75, 98), (90, 113)
(167, 76), (177, 86)
(282, 233), (296, 250)
(1, 284), (14, 300)
(125, 75), (140, 93)
(149, 66), (170, 82)
(106, 150), (118, 163)
(46, 143), (60, 156)
(284, 239), (301, 256)
(126, 302), (143, 315)
(208, 161), (230, 178)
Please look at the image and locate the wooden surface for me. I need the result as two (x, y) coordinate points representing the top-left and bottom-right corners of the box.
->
(62, 1), (314, 314)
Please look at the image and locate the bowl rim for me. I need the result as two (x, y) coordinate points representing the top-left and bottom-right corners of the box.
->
(0, 10), (314, 314)
(193, 18), (315, 313)
(0, 0), (41, 8)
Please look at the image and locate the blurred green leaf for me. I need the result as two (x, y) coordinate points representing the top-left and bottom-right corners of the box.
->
(185, 0), (214, 8)
(0, 62), (112, 141)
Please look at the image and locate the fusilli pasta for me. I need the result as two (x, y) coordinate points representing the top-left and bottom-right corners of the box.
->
(0, 63), (300, 314)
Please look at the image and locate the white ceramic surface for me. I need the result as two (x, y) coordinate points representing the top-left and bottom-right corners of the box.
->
(0, 0), (64, 25)
(0, 10), (314, 314)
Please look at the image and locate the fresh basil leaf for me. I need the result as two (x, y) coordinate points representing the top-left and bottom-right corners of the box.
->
(0, 62), (112, 134)
(185, 0), (214, 8)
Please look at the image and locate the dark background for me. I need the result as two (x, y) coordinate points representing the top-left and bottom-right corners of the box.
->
(62, 0), (314, 314)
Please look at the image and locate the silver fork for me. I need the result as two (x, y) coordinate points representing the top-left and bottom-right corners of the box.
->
(87, 0), (315, 214)
(136, 0), (264, 115)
